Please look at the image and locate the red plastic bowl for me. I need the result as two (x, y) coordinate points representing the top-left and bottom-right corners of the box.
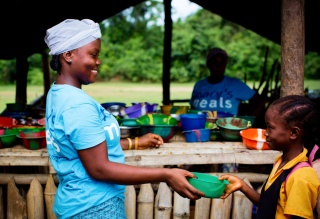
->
(19, 130), (46, 138)
(0, 117), (18, 128)
(240, 128), (269, 150)
(18, 130), (46, 150)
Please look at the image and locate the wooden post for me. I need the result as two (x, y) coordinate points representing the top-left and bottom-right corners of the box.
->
(27, 177), (45, 219)
(173, 192), (190, 219)
(7, 178), (27, 219)
(194, 197), (211, 219)
(44, 174), (57, 219)
(210, 194), (232, 219)
(280, 0), (305, 97)
(137, 184), (154, 219)
(125, 185), (136, 219)
(154, 182), (172, 219)
(0, 186), (3, 219)
(162, 0), (173, 105)
(42, 52), (51, 105)
(232, 178), (253, 219)
(15, 55), (29, 104)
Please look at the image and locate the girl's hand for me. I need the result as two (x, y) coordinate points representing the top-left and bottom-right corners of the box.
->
(218, 174), (244, 199)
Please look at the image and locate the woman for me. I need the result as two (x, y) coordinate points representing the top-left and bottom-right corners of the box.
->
(44, 19), (204, 219)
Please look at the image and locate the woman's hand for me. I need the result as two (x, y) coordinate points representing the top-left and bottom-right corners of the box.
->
(121, 133), (164, 150)
(135, 133), (164, 150)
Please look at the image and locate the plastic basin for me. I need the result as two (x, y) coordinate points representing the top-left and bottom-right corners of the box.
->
(120, 126), (141, 138)
(0, 117), (18, 128)
(184, 129), (210, 142)
(187, 172), (229, 198)
(136, 114), (178, 126)
(240, 128), (269, 150)
(0, 133), (18, 148)
(120, 118), (138, 127)
(121, 103), (147, 118)
(139, 125), (176, 142)
(179, 114), (206, 131)
(216, 117), (250, 140)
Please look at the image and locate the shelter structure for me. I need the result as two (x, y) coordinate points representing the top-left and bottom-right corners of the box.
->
(0, 0), (318, 105)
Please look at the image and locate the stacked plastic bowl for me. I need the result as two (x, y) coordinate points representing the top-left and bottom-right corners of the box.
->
(179, 114), (210, 142)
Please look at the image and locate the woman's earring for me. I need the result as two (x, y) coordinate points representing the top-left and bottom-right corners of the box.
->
(69, 59), (72, 63)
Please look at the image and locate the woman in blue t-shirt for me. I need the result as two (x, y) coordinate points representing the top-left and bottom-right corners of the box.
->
(44, 19), (204, 219)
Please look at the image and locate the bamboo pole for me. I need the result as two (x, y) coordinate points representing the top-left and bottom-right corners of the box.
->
(0, 186), (3, 219)
(194, 197), (211, 219)
(210, 194), (232, 219)
(232, 178), (253, 219)
(125, 185), (136, 219)
(0, 173), (59, 185)
(154, 182), (172, 219)
(137, 183), (154, 219)
(27, 177), (45, 219)
(173, 192), (190, 219)
(44, 174), (57, 219)
(7, 178), (27, 219)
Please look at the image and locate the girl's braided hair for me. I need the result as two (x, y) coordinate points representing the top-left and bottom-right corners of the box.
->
(270, 95), (320, 158)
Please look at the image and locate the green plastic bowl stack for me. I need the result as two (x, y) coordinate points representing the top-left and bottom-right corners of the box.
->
(0, 128), (19, 148)
(136, 114), (178, 142)
(187, 172), (229, 198)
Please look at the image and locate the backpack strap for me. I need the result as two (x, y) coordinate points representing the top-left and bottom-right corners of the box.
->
(283, 144), (319, 197)
(284, 162), (311, 197)
(309, 144), (319, 165)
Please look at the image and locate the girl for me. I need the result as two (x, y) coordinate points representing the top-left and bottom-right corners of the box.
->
(219, 95), (320, 219)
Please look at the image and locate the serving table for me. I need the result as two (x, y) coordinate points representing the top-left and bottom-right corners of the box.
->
(0, 141), (281, 185)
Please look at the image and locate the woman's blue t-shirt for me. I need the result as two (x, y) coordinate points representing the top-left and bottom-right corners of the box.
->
(45, 84), (125, 219)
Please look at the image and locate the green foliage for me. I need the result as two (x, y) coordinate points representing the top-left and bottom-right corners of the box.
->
(0, 59), (16, 84)
(27, 54), (44, 85)
(0, 5), (319, 86)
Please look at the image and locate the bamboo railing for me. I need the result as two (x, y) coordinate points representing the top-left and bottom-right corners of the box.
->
(0, 140), (280, 219)
(1, 174), (262, 219)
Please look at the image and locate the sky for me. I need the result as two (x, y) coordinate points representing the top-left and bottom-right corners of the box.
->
(171, 0), (201, 21)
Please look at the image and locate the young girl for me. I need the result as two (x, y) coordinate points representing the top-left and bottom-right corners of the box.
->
(219, 95), (320, 219)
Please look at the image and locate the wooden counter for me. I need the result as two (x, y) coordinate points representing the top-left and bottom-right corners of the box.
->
(0, 141), (281, 167)
(0, 141), (280, 184)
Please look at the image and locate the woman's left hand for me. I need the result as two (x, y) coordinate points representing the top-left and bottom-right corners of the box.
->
(135, 133), (164, 150)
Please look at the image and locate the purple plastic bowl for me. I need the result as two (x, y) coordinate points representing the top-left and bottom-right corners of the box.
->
(121, 103), (147, 118)
(146, 103), (158, 113)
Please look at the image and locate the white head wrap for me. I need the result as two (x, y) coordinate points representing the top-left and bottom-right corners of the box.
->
(44, 19), (102, 55)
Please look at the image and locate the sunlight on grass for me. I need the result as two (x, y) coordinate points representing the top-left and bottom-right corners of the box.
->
(0, 80), (319, 112)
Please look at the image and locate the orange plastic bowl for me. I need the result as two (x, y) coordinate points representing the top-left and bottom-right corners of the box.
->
(240, 128), (269, 150)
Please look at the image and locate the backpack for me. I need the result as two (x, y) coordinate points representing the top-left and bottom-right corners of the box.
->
(284, 144), (320, 219)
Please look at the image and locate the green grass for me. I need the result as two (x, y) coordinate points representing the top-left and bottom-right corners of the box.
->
(1, 80), (319, 112)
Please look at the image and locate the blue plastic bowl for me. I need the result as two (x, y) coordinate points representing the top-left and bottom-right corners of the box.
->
(184, 129), (210, 142)
(101, 102), (126, 110)
(179, 114), (206, 131)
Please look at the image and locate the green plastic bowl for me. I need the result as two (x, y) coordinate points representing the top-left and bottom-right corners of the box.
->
(137, 114), (178, 126)
(216, 117), (250, 140)
(187, 172), (229, 198)
(120, 118), (138, 127)
(139, 125), (176, 142)
(0, 133), (18, 148)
